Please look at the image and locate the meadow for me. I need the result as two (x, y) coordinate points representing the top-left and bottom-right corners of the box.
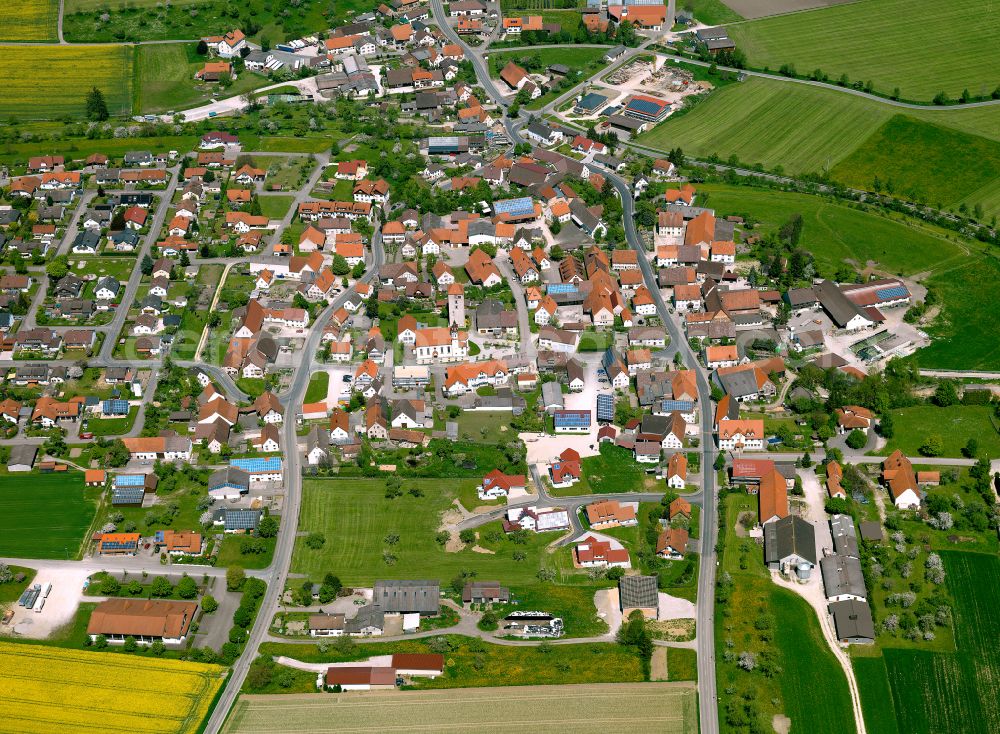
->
(64, 0), (334, 43)
(2, 0), (60, 42)
(0, 473), (99, 559)
(637, 78), (1000, 218)
(0, 46), (133, 120)
(257, 636), (648, 690)
(133, 44), (272, 115)
(0, 641), (226, 734)
(290, 478), (559, 585)
(227, 682), (695, 733)
(858, 553), (1000, 734)
(693, 183), (967, 277)
(879, 405), (1000, 458)
(726, 0), (1000, 101)
(715, 494), (855, 732)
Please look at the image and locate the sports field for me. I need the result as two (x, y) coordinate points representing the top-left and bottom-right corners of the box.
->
(637, 77), (1000, 217)
(225, 683), (698, 734)
(0, 473), (99, 559)
(2, 0), (60, 42)
(727, 0), (1000, 100)
(692, 183), (967, 277)
(290, 478), (557, 586)
(856, 553), (1000, 734)
(0, 45), (133, 120)
(1, 641), (226, 734)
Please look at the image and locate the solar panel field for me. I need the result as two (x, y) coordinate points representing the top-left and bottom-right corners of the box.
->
(0, 473), (99, 559)
(1, 641), (226, 734)
(225, 683), (698, 734)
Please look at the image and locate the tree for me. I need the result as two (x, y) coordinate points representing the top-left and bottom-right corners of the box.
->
(351, 261), (366, 278)
(150, 576), (173, 598)
(227, 565), (246, 591)
(845, 429), (867, 450)
(257, 516), (279, 538)
(0, 563), (12, 584)
(331, 254), (351, 275)
(713, 453), (726, 471)
(304, 532), (326, 549)
(45, 256), (70, 280)
(201, 594), (219, 613)
(458, 529), (475, 545)
(140, 254), (154, 276)
(177, 575), (198, 599)
(920, 434), (944, 457)
(86, 87), (109, 121)
(878, 412), (895, 439)
(962, 437), (979, 458)
(932, 380), (959, 407)
(196, 39), (209, 55)
(100, 575), (121, 595)
(126, 579), (143, 595)
(106, 439), (130, 467)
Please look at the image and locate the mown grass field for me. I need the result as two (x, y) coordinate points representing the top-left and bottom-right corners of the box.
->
(715, 494), (855, 732)
(637, 77), (1000, 218)
(227, 683), (696, 733)
(0, 473), (99, 559)
(829, 116), (1000, 212)
(1, 641), (226, 734)
(290, 478), (559, 586)
(859, 553), (1000, 734)
(0, 45), (133, 120)
(879, 405), (1000, 458)
(727, 0), (1000, 100)
(2, 0), (60, 42)
(695, 183), (967, 277)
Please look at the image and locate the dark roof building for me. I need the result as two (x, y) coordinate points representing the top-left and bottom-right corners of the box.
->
(764, 515), (816, 578)
(373, 579), (440, 615)
(829, 599), (875, 644)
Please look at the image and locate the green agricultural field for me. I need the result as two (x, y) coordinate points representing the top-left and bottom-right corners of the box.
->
(873, 553), (1000, 734)
(916, 254), (1000, 370)
(879, 405), (1000, 458)
(228, 682), (695, 732)
(291, 479), (559, 586)
(853, 654), (901, 734)
(0, 46), (133, 120)
(0, 474), (99, 559)
(0, 135), (200, 166)
(2, 0), (60, 42)
(694, 183), (967, 277)
(829, 116), (1000, 213)
(727, 0), (1000, 101)
(637, 78), (1000, 217)
(686, 0), (743, 24)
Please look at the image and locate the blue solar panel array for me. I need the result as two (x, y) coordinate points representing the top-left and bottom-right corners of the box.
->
(102, 399), (129, 415)
(101, 537), (138, 550)
(231, 457), (282, 473)
(554, 410), (592, 428)
(115, 474), (146, 487)
(626, 98), (668, 117)
(547, 283), (578, 294)
(659, 400), (694, 413)
(597, 394), (615, 422)
(225, 509), (261, 531)
(494, 197), (534, 218)
(112, 487), (144, 505)
(874, 286), (908, 301)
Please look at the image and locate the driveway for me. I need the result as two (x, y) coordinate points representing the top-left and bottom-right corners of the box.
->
(594, 587), (622, 638)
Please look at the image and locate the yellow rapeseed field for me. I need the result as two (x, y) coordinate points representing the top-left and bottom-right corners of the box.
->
(0, 45), (133, 120)
(0, 641), (226, 734)
(3, 1), (60, 42)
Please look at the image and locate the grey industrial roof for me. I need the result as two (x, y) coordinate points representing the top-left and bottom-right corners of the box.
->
(619, 575), (658, 609)
(764, 515), (817, 566)
(373, 579), (440, 614)
(829, 599), (875, 640)
(820, 555), (867, 600)
(814, 279), (869, 328)
(830, 514), (859, 558)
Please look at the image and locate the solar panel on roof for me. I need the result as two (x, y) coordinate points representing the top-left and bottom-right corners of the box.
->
(554, 411), (592, 427)
(874, 286), (908, 300)
(103, 399), (129, 414)
(547, 284), (578, 294)
(597, 394), (615, 421)
(225, 509), (261, 530)
(112, 486), (144, 505)
(494, 197), (534, 217)
(114, 474), (146, 487)
(230, 457), (282, 473)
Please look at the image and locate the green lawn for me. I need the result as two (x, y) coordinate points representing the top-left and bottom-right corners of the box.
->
(879, 405), (1000, 458)
(291, 479), (560, 586)
(667, 647), (698, 682)
(829, 115), (1000, 213)
(303, 371), (329, 404)
(0, 474), (99, 559)
(637, 78), (1000, 217)
(256, 635), (645, 691)
(85, 406), (139, 437)
(0, 135), (200, 167)
(727, 0), (1000, 100)
(0, 566), (36, 604)
(915, 254), (1000, 370)
(454, 410), (517, 444)
(863, 553), (1000, 734)
(695, 183), (967, 278)
(578, 443), (650, 494)
(216, 535), (276, 570)
(133, 43), (271, 115)
(489, 583), (610, 637)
